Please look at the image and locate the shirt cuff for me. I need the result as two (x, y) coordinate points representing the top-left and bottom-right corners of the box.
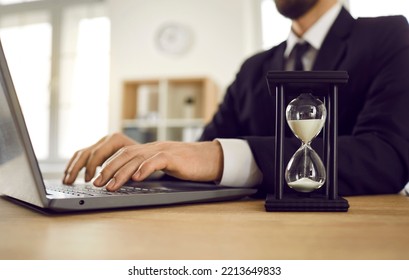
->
(216, 138), (263, 187)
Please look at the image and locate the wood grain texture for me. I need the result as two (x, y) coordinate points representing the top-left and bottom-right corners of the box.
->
(1, 194), (408, 260)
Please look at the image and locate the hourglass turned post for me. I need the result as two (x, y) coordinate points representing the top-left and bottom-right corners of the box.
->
(265, 71), (349, 212)
(327, 84), (338, 200)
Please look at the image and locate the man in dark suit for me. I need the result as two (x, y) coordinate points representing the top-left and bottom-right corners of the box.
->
(199, 0), (409, 196)
(64, 0), (409, 197)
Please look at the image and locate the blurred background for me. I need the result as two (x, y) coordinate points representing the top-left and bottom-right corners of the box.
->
(0, 0), (408, 169)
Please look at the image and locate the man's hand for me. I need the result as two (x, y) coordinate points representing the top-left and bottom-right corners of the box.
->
(63, 133), (224, 191)
(63, 133), (137, 185)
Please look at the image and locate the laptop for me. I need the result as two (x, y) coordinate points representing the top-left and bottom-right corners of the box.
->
(0, 39), (257, 213)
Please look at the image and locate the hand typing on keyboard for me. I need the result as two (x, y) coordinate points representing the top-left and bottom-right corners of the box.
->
(63, 133), (223, 192)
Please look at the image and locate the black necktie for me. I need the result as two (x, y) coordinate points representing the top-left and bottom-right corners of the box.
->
(292, 42), (310, 71)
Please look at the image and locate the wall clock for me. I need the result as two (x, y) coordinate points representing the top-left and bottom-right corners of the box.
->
(155, 23), (193, 55)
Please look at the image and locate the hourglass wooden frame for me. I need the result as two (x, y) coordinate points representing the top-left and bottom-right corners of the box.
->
(265, 71), (349, 212)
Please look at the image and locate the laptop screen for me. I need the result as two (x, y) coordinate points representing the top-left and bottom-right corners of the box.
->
(0, 62), (24, 165)
(0, 39), (47, 207)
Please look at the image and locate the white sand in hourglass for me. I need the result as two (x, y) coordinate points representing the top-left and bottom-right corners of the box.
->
(287, 119), (325, 143)
(287, 177), (323, 192)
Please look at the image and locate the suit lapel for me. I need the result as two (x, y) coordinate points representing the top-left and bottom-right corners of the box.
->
(266, 42), (286, 72)
(313, 7), (355, 70)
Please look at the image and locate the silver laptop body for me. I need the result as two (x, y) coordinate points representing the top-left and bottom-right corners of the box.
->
(0, 39), (256, 213)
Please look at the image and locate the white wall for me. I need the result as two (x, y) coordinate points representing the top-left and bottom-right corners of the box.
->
(107, 0), (262, 131)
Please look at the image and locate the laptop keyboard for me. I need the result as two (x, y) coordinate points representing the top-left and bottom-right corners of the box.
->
(46, 183), (176, 197)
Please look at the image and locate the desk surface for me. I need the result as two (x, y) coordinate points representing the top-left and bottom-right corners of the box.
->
(0, 194), (408, 260)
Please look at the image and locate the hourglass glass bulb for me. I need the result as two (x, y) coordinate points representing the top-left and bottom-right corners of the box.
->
(285, 145), (326, 192)
(286, 93), (326, 143)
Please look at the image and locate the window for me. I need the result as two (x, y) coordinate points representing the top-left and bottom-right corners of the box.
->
(58, 5), (110, 159)
(348, 0), (409, 19)
(260, 0), (291, 50)
(0, 11), (51, 159)
(0, 0), (110, 163)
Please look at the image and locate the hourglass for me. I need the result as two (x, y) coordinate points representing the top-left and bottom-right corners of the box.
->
(265, 71), (349, 212)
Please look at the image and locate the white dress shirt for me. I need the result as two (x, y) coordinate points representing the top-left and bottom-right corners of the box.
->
(216, 2), (342, 187)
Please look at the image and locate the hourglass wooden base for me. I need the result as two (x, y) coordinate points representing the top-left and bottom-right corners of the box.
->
(265, 71), (349, 212)
(265, 193), (349, 212)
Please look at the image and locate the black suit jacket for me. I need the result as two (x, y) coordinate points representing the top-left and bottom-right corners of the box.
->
(200, 8), (409, 196)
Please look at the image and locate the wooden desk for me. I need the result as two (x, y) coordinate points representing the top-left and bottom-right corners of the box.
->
(0, 194), (408, 260)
